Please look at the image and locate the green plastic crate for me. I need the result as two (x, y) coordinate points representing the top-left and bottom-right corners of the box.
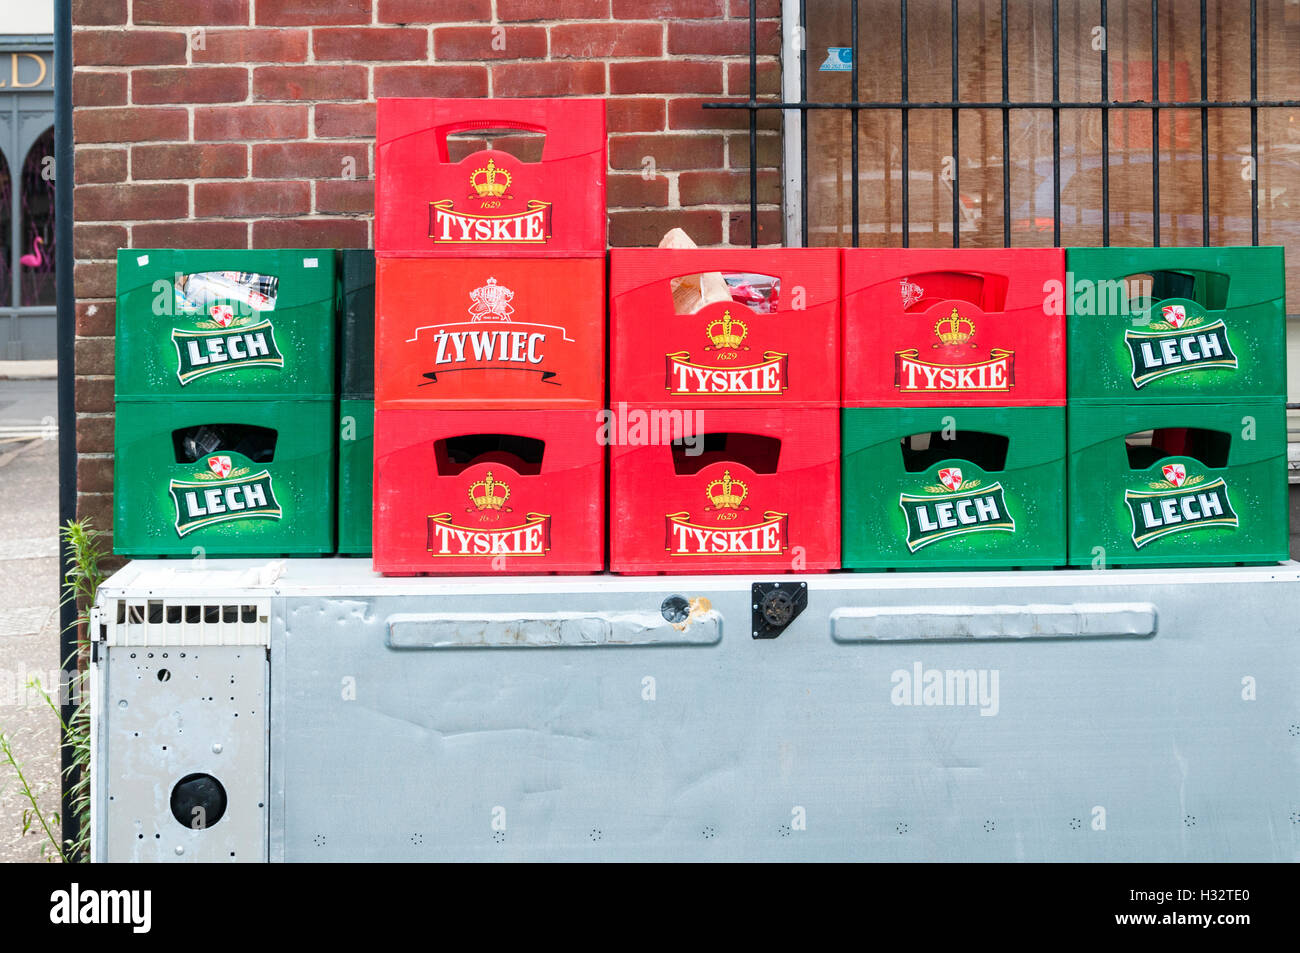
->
(115, 248), (337, 401)
(1066, 246), (1286, 403)
(114, 399), (336, 556)
(1067, 400), (1288, 567)
(338, 398), (374, 555)
(337, 250), (374, 555)
(842, 406), (1067, 569)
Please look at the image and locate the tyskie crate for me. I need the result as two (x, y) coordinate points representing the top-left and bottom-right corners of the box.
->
(610, 249), (840, 408)
(376, 98), (606, 257)
(115, 248), (336, 401)
(842, 406), (1067, 569)
(609, 407), (840, 573)
(1066, 246), (1286, 404)
(842, 248), (1066, 407)
(375, 256), (604, 409)
(372, 409), (604, 574)
(338, 249), (375, 555)
(114, 399), (335, 557)
(1067, 400), (1287, 566)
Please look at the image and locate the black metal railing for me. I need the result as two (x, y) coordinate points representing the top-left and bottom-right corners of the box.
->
(706, 0), (1300, 249)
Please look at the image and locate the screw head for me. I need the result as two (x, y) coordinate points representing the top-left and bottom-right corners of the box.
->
(211, 743), (223, 754)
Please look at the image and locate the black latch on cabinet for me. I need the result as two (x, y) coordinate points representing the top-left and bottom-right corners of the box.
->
(752, 581), (807, 639)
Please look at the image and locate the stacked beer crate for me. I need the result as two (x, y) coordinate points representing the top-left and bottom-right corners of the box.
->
(840, 249), (1068, 569)
(371, 99), (607, 574)
(337, 249), (376, 555)
(608, 249), (842, 572)
(1064, 247), (1289, 566)
(113, 249), (338, 556)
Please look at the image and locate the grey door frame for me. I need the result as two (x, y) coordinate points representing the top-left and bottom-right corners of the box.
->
(0, 36), (55, 360)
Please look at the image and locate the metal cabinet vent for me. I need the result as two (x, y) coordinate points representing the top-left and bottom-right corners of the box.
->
(92, 597), (271, 648)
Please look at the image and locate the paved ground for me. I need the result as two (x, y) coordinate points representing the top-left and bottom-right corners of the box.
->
(0, 378), (62, 862)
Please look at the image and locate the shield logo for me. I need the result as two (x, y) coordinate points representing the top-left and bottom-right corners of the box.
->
(938, 467), (963, 491)
(1162, 463), (1187, 487)
(207, 455), (233, 479)
(210, 304), (235, 328)
(1161, 304), (1187, 328)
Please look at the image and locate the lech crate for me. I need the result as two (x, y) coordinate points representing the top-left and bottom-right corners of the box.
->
(842, 406), (1067, 570)
(842, 247), (1066, 407)
(338, 249), (375, 556)
(114, 248), (337, 401)
(1065, 246), (1287, 404)
(114, 399), (336, 557)
(1067, 400), (1288, 567)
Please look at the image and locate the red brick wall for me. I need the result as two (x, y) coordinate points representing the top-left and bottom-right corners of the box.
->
(70, 0), (783, 544)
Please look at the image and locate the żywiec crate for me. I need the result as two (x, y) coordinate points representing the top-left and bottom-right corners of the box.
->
(1067, 400), (1288, 566)
(609, 407), (840, 573)
(375, 256), (604, 410)
(114, 399), (335, 557)
(115, 249), (337, 401)
(610, 249), (840, 408)
(842, 248), (1066, 407)
(376, 98), (606, 258)
(1066, 246), (1287, 404)
(372, 409), (604, 574)
(842, 406), (1067, 569)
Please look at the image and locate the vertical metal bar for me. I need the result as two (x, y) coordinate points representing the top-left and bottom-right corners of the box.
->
(851, 0), (860, 246)
(1001, 0), (1010, 248)
(54, 0), (79, 856)
(1150, 0), (1160, 247)
(800, 0), (808, 246)
(749, 1), (759, 247)
(1052, 0), (1061, 247)
(1101, 0), (1110, 246)
(1250, 0), (1259, 245)
(1199, 0), (1209, 245)
(901, 0), (910, 247)
(951, 0), (961, 248)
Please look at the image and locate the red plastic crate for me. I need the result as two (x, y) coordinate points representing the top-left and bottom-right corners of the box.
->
(610, 249), (840, 408)
(376, 98), (606, 258)
(842, 248), (1066, 406)
(375, 257), (605, 410)
(373, 409), (604, 574)
(609, 407), (840, 574)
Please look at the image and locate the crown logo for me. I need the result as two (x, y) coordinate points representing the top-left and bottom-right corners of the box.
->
(470, 158), (512, 199)
(705, 310), (749, 350)
(468, 277), (515, 322)
(934, 308), (976, 347)
(468, 471), (511, 511)
(705, 469), (749, 510)
(900, 278), (924, 309)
